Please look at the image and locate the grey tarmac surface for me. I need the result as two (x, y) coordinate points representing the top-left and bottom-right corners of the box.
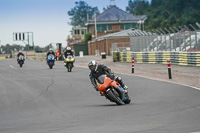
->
(0, 58), (200, 133)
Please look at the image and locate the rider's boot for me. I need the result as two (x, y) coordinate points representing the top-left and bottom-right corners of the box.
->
(121, 84), (128, 93)
(99, 91), (104, 96)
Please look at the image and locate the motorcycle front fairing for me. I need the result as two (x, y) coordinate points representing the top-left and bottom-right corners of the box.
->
(47, 54), (55, 65)
(97, 75), (113, 91)
(97, 75), (127, 102)
(48, 54), (55, 61)
(18, 55), (24, 60)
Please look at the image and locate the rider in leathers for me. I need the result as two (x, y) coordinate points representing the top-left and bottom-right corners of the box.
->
(17, 50), (25, 62)
(88, 60), (128, 93)
(46, 48), (55, 58)
(46, 48), (55, 64)
(64, 47), (73, 58)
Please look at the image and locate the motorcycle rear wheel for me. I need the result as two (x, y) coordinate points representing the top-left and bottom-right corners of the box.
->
(123, 91), (131, 104)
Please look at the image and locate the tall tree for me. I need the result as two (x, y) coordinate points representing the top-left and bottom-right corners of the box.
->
(126, 0), (149, 15)
(68, 1), (100, 27)
(127, 0), (200, 30)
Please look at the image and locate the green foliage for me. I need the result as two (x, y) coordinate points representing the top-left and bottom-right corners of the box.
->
(34, 46), (44, 52)
(126, 0), (200, 30)
(68, 1), (100, 27)
(84, 33), (92, 44)
(0, 44), (51, 54)
(126, 0), (150, 15)
(1, 44), (23, 54)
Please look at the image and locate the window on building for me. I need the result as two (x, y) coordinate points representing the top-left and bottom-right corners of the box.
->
(107, 24), (112, 31)
(120, 24), (125, 30)
(74, 30), (80, 35)
(125, 23), (137, 30)
(81, 30), (85, 35)
(97, 24), (107, 31)
(97, 24), (113, 31)
(120, 23), (138, 30)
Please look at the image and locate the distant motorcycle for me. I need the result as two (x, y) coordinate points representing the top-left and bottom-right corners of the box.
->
(47, 54), (55, 69)
(64, 55), (75, 72)
(97, 75), (131, 105)
(18, 55), (25, 67)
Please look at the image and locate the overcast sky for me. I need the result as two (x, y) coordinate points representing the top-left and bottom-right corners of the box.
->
(0, 0), (150, 48)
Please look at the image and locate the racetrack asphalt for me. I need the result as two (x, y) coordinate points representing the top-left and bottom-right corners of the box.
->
(0, 57), (200, 133)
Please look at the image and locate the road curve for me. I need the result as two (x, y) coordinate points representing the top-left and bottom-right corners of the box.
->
(0, 59), (200, 133)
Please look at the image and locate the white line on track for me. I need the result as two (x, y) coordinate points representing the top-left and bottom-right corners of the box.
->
(9, 65), (14, 68)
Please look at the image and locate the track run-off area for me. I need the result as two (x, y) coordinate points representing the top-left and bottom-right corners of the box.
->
(0, 58), (200, 133)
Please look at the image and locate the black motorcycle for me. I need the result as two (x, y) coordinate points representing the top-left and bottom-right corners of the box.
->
(18, 55), (25, 67)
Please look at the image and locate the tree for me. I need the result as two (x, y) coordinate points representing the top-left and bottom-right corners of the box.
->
(34, 46), (43, 52)
(126, 0), (200, 30)
(84, 33), (92, 44)
(68, 1), (100, 27)
(1, 44), (24, 54)
(126, 0), (149, 15)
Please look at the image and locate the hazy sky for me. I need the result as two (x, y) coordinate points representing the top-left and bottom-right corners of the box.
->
(0, 0), (149, 48)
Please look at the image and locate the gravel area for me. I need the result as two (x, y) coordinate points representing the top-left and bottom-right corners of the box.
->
(74, 55), (200, 89)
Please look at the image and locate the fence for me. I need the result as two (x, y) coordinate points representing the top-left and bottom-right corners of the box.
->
(111, 42), (130, 52)
(128, 30), (200, 52)
(112, 51), (200, 67)
(110, 23), (200, 53)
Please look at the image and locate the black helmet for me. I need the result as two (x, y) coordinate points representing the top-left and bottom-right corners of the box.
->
(88, 60), (98, 72)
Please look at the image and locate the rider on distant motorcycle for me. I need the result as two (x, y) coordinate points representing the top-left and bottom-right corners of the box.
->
(88, 60), (128, 93)
(64, 46), (73, 58)
(46, 48), (55, 61)
(17, 50), (25, 62)
(64, 46), (74, 66)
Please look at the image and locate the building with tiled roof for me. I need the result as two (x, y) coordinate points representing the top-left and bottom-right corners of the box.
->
(85, 5), (147, 39)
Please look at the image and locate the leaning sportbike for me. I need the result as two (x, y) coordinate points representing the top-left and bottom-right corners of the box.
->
(64, 55), (75, 72)
(97, 75), (131, 105)
(47, 54), (55, 69)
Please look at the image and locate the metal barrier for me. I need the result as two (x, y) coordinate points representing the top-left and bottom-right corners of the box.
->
(123, 23), (200, 52)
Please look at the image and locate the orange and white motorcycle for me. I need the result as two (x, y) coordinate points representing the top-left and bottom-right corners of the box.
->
(96, 75), (131, 105)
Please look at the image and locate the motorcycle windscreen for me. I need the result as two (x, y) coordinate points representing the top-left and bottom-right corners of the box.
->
(97, 75), (105, 84)
(97, 75), (113, 91)
(68, 55), (72, 59)
(48, 54), (55, 60)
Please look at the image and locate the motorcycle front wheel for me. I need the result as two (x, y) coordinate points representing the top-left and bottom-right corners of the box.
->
(107, 89), (123, 105)
(19, 61), (23, 67)
(67, 63), (73, 72)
